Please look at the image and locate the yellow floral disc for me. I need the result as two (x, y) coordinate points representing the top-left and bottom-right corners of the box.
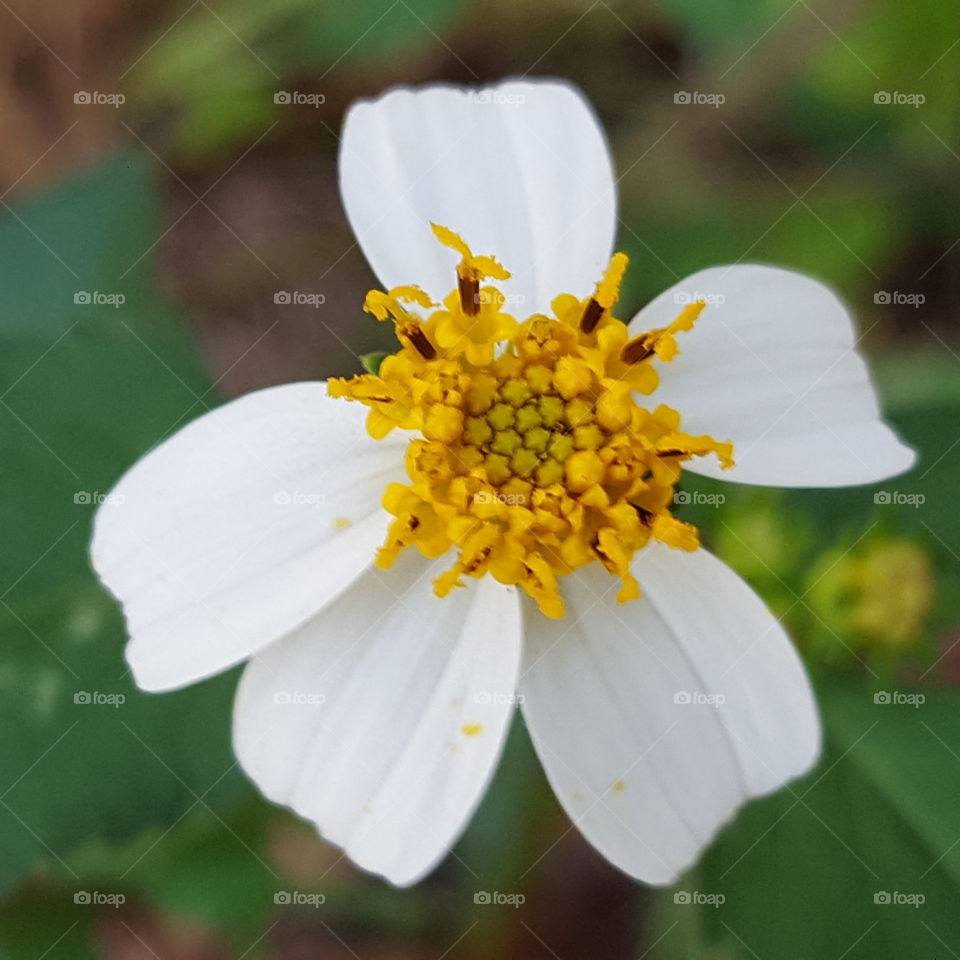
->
(328, 226), (733, 618)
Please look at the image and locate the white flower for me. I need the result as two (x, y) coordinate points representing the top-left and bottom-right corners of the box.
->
(92, 79), (914, 887)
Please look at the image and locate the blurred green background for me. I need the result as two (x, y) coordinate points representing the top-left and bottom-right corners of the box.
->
(1, 0), (958, 956)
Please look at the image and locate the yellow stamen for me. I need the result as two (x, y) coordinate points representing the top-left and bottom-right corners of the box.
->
(580, 251), (628, 333)
(328, 227), (733, 618)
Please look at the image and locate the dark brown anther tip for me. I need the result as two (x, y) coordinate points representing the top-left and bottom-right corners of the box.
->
(459, 274), (480, 317)
(632, 504), (655, 525)
(579, 298), (604, 334)
(405, 326), (437, 360)
(619, 337), (655, 365)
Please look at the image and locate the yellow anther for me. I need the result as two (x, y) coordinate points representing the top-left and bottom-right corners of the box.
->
(595, 252), (629, 310)
(621, 300), (707, 365)
(580, 252), (629, 333)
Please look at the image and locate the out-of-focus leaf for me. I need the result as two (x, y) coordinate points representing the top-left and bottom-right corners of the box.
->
(0, 153), (248, 894)
(619, 187), (896, 313)
(656, 0), (789, 50)
(0, 888), (94, 960)
(689, 682), (960, 959)
(132, 0), (459, 155)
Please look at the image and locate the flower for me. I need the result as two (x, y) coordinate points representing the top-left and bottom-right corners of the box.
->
(92, 79), (915, 887)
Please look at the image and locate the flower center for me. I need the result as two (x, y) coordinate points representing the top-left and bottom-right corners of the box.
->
(328, 225), (733, 618)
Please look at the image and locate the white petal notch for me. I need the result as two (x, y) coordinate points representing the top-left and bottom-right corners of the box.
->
(520, 541), (820, 885)
(92, 384), (407, 692)
(233, 552), (523, 886)
(340, 78), (617, 316)
(631, 265), (915, 487)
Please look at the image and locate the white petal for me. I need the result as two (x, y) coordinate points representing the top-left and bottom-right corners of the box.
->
(519, 542), (820, 885)
(92, 383), (406, 692)
(340, 79), (616, 315)
(630, 265), (915, 486)
(233, 552), (522, 886)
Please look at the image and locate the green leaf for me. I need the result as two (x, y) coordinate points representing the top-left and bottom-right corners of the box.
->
(360, 350), (389, 375)
(0, 152), (249, 894)
(691, 682), (960, 959)
(133, 0), (459, 156)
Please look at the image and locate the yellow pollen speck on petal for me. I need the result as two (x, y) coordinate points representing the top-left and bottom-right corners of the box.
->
(327, 229), (733, 618)
(333, 516), (351, 530)
(461, 723), (484, 737)
(612, 779), (627, 793)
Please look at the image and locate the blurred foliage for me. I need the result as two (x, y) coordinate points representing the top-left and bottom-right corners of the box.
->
(1, 0), (958, 956)
(0, 155), (247, 903)
(133, 0), (458, 157)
